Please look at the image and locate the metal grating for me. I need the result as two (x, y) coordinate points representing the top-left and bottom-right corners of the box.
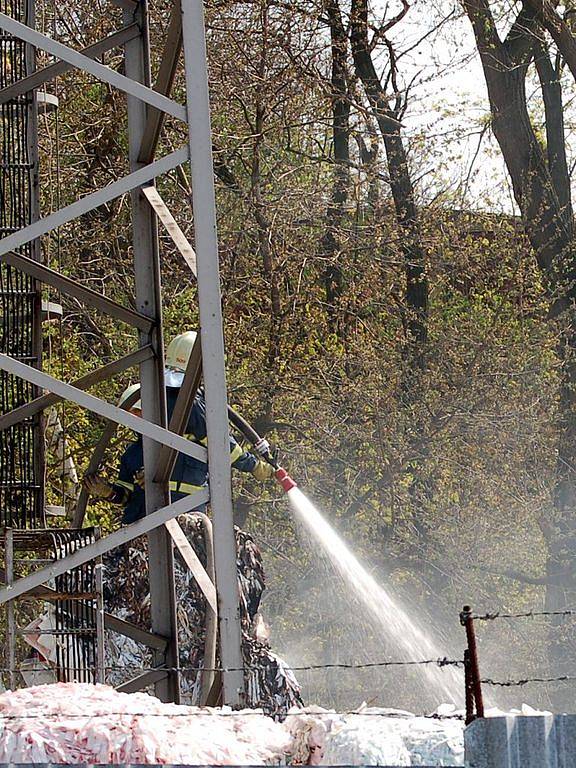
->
(53, 529), (102, 683)
(3, 528), (103, 686)
(0, 0), (44, 528)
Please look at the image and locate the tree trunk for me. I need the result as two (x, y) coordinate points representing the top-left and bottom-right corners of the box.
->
(349, 0), (428, 370)
(250, 3), (282, 428)
(463, 0), (576, 707)
(321, 0), (351, 339)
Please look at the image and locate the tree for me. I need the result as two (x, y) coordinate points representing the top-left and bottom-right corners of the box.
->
(462, 0), (576, 700)
(349, 0), (428, 376)
(320, 0), (351, 339)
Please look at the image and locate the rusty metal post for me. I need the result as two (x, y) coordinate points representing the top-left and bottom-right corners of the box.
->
(460, 604), (484, 719)
(463, 648), (475, 724)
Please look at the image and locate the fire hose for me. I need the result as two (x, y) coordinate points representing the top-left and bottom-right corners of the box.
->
(227, 407), (297, 493)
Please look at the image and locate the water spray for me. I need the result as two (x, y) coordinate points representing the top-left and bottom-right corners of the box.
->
(228, 407), (462, 706)
(227, 406), (297, 492)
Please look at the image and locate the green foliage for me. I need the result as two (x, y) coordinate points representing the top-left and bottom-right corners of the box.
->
(12, 0), (575, 712)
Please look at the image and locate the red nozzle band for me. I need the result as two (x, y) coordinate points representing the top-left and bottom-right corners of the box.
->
(275, 467), (297, 493)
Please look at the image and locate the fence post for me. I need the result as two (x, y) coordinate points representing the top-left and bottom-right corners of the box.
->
(460, 604), (484, 719)
(463, 648), (475, 724)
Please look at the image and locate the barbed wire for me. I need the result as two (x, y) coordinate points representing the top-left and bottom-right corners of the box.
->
(482, 675), (576, 687)
(0, 709), (465, 721)
(473, 609), (576, 621)
(0, 657), (462, 675)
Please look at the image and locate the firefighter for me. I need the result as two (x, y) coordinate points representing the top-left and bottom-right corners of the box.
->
(83, 331), (274, 524)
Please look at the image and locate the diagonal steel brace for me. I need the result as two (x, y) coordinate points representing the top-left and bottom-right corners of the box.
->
(0, 25), (140, 104)
(0, 353), (207, 463)
(0, 12), (186, 121)
(0, 488), (210, 604)
(0, 346), (154, 432)
(0, 146), (188, 257)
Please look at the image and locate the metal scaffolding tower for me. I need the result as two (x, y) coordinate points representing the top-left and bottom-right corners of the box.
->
(0, 0), (245, 705)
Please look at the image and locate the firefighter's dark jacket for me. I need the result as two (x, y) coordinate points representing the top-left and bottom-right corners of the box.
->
(113, 387), (258, 524)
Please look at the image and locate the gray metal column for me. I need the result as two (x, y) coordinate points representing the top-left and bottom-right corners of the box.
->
(123, 3), (180, 703)
(181, 0), (245, 706)
(4, 529), (16, 690)
(25, 0), (45, 520)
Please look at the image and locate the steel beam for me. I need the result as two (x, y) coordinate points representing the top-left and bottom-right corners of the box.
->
(2, 250), (151, 330)
(181, 0), (245, 706)
(124, 0), (179, 703)
(95, 559), (105, 683)
(142, 186), (197, 276)
(138, 0), (183, 164)
(0, 147), (188, 258)
(0, 13), (186, 121)
(0, 354), (207, 462)
(0, 25), (140, 104)
(165, 518), (217, 613)
(5, 530), (15, 690)
(104, 615), (168, 651)
(116, 669), (168, 693)
(0, 488), (209, 604)
(0, 346), (153, 432)
(0, 565), (166, 650)
(73, 386), (143, 529)
(154, 333), (202, 484)
(110, 0), (138, 11)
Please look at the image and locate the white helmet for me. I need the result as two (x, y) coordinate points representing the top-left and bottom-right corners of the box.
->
(165, 331), (198, 372)
(118, 383), (141, 411)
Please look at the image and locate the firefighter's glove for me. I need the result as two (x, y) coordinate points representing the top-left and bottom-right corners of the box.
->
(83, 473), (114, 500)
(251, 460), (275, 482)
(254, 437), (271, 458)
(134, 469), (145, 489)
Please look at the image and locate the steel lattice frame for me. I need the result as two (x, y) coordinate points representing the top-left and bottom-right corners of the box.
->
(0, 0), (245, 705)
(3, 527), (104, 690)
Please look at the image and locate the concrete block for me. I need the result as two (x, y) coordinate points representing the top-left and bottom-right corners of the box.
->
(465, 715), (576, 768)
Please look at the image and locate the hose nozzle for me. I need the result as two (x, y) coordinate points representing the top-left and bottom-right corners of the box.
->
(275, 467), (297, 493)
